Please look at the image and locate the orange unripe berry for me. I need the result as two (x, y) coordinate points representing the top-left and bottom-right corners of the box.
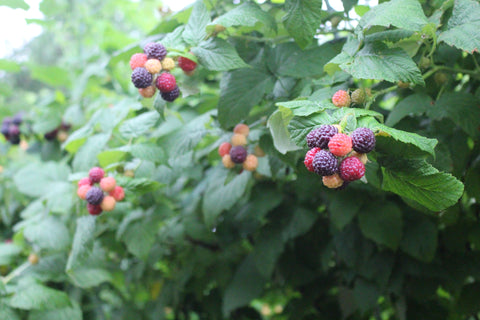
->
(129, 53), (148, 70)
(322, 174), (344, 189)
(124, 170), (135, 178)
(99, 176), (116, 192)
(139, 86), (156, 98)
(222, 154), (235, 169)
(231, 133), (247, 146)
(100, 196), (117, 211)
(57, 130), (68, 142)
(161, 57), (175, 71)
(28, 253), (39, 265)
(233, 123), (249, 137)
(332, 90), (351, 107)
(351, 151), (368, 164)
(77, 185), (91, 200)
(243, 154), (258, 171)
(218, 142), (232, 157)
(254, 145), (265, 157)
(109, 186), (125, 201)
(144, 59), (162, 74)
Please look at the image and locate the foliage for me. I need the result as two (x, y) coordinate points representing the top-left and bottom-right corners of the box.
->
(1, 0), (480, 319)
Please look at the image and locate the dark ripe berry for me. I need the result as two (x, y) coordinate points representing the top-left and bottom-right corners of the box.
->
(2, 117), (12, 126)
(351, 127), (375, 153)
(144, 42), (167, 60)
(131, 67), (153, 89)
(87, 203), (103, 216)
(12, 113), (23, 125)
(44, 128), (58, 140)
(9, 134), (20, 145)
(312, 150), (338, 176)
(85, 186), (105, 205)
(178, 56), (197, 72)
(229, 146), (247, 164)
(60, 122), (71, 131)
(156, 73), (177, 92)
(304, 147), (321, 172)
(339, 156), (365, 181)
(89, 167), (105, 183)
(1, 124), (9, 138)
(306, 125), (338, 149)
(8, 125), (20, 136)
(161, 86), (180, 102)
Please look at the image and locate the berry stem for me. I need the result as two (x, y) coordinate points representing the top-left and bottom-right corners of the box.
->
(1, 261), (31, 285)
(365, 85), (397, 110)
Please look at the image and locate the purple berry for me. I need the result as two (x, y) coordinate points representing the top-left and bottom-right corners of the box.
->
(2, 117), (12, 126)
(44, 129), (58, 140)
(8, 125), (19, 136)
(144, 42), (167, 60)
(306, 125), (338, 149)
(12, 113), (23, 125)
(351, 127), (375, 153)
(1, 124), (9, 138)
(312, 150), (338, 176)
(131, 67), (153, 89)
(229, 146), (247, 164)
(85, 186), (104, 205)
(9, 135), (20, 145)
(161, 86), (180, 102)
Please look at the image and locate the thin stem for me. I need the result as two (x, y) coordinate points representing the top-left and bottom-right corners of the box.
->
(1, 262), (31, 285)
(436, 65), (480, 77)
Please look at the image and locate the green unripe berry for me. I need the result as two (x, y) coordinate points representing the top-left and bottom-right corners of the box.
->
(351, 88), (366, 105)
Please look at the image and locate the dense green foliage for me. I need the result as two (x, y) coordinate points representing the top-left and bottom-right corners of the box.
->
(1, 0), (480, 319)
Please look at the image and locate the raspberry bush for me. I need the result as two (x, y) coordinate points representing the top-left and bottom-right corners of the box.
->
(0, 0), (479, 319)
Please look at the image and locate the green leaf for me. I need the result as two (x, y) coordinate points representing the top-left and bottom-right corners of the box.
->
(119, 111), (159, 138)
(283, 0), (323, 49)
(29, 64), (71, 88)
(153, 93), (166, 119)
(428, 92), (480, 137)
(267, 110), (301, 154)
(182, 0), (210, 46)
(203, 169), (251, 228)
(207, 2), (276, 33)
(381, 158), (464, 211)
(23, 216), (70, 251)
(14, 162), (70, 197)
(0, 0), (29, 10)
(73, 133), (111, 171)
(0, 59), (21, 72)
(267, 42), (341, 78)
(97, 150), (127, 168)
(438, 0), (480, 53)
(358, 0), (428, 32)
(28, 302), (82, 320)
(276, 99), (335, 117)
(358, 202), (403, 250)
(342, 0), (358, 12)
(0, 243), (22, 265)
(353, 279), (380, 313)
(217, 68), (274, 128)
(120, 143), (166, 163)
(66, 216), (96, 271)
(117, 210), (160, 259)
(161, 26), (187, 51)
(386, 93), (432, 126)
(191, 38), (249, 71)
(400, 213), (437, 262)
(0, 304), (20, 320)
(329, 192), (364, 230)
(327, 41), (425, 85)
(458, 282), (480, 315)
(123, 178), (162, 194)
(9, 283), (71, 310)
(223, 255), (266, 315)
(67, 267), (112, 289)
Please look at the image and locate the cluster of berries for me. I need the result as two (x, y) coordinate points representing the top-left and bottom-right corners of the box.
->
(1, 113), (23, 145)
(218, 124), (259, 172)
(331, 88), (369, 108)
(44, 121), (71, 142)
(129, 42), (197, 102)
(76, 167), (125, 215)
(304, 125), (375, 189)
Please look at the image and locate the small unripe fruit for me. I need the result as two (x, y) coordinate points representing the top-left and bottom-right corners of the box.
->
(129, 53), (148, 70)
(419, 56), (431, 69)
(322, 174), (344, 189)
(231, 133), (247, 146)
(339, 156), (365, 181)
(161, 57), (175, 71)
(28, 253), (39, 265)
(87, 203), (103, 216)
(328, 133), (353, 157)
(99, 176), (116, 192)
(139, 86), (156, 98)
(77, 185), (91, 200)
(243, 154), (258, 171)
(351, 89), (366, 105)
(144, 59), (162, 74)
(57, 130), (69, 142)
(124, 170), (135, 178)
(109, 186), (125, 201)
(78, 177), (92, 187)
(89, 167), (105, 183)
(330, 16), (342, 28)
(218, 142), (232, 157)
(233, 123), (249, 137)
(214, 24), (226, 33)
(351, 151), (368, 164)
(332, 90), (351, 107)
(222, 154), (235, 168)
(434, 72), (448, 85)
(178, 56), (197, 72)
(397, 81), (410, 88)
(100, 196), (116, 212)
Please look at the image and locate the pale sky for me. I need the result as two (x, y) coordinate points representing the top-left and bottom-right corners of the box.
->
(0, 0), (376, 59)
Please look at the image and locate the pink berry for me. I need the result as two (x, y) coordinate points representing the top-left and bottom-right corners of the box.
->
(328, 133), (352, 157)
(89, 167), (105, 183)
(339, 156), (365, 181)
(304, 147), (321, 172)
(332, 90), (351, 107)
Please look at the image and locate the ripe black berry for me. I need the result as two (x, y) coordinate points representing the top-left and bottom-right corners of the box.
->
(85, 186), (104, 205)
(351, 127), (375, 153)
(312, 150), (338, 176)
(161, 86), (180, 102)
(131, 67), (153, 89)
(306, 125), (338, 149)
(229, 146), (247, 164)
(144, 42), (167, 60)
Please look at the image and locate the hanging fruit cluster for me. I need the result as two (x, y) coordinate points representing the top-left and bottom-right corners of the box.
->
(218, 124), (259, 172)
